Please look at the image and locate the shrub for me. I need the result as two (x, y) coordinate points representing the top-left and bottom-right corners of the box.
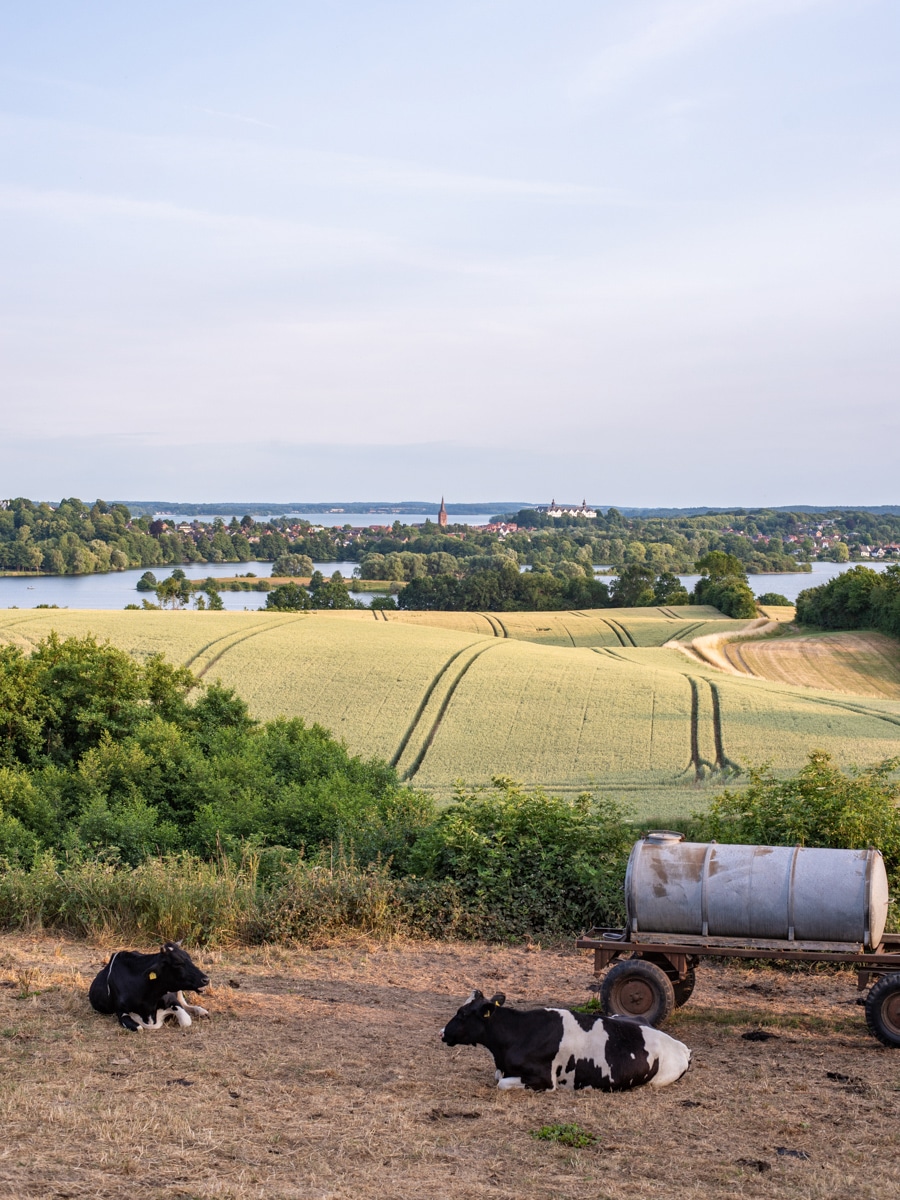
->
(796, 564), (900, 638)
(756, 592), (790, 606)
(696, 750), (900, 889)
(407, 778), (632, 938)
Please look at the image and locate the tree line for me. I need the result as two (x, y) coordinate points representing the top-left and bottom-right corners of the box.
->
(5, 495), (900, 580)
(796, 565), (900, 638)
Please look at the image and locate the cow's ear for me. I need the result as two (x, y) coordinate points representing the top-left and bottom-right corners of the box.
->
(490, 993), (506, 1007)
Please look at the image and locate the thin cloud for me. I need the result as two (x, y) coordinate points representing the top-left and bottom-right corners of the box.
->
(573, 0), (831, 98)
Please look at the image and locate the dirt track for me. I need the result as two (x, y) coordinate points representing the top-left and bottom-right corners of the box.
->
(0, 934), (898, 1200)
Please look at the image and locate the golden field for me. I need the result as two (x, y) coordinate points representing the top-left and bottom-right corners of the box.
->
(1, 607), (898, 819)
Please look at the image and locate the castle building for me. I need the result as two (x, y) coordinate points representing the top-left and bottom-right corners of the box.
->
(538, 498), (597, 519)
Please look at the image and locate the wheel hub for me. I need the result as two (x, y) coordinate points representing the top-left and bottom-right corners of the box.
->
(614, 979), (654, 1015)
(881, 990), (900, 1035)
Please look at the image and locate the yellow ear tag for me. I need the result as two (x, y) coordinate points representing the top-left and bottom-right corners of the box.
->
(485, 1010), (490, 1018)
(148, 972), (157, 980)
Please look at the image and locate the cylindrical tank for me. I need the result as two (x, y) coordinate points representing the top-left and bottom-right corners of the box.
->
(625, 835), (890, 950)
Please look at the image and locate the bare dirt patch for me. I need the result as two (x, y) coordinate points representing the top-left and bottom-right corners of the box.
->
(0, 934), (898, 1200)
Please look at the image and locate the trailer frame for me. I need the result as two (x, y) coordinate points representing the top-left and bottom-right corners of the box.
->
(576, 927), (900, 1046)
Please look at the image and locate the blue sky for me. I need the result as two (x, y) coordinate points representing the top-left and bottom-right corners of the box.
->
(1, 1), (898, 505)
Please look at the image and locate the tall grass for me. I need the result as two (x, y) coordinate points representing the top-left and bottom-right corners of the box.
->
(0, 851), (447, 946)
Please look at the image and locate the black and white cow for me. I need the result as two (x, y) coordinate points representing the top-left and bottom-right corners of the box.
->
(441, 990), (691, 1092)
(89, 942), (210, 1032)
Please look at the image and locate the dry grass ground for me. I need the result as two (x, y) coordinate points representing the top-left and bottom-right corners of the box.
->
(724, 631), (900, 700)
(0, 934), (898, 1200)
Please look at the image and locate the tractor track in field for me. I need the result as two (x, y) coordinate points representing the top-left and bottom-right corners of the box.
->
(397, 641), (504, 781)
(597, 618), (630, 647)
(708, 680), (741, 772)
(606, 617), (637, 647)
(472, 613), (505, 637)
(185, 614), (305, 679)
(684, 675), (738, 780)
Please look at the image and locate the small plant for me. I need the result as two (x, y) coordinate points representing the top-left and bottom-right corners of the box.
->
(531, 1123), (598, 1149)
(571, 996), (603, 1014)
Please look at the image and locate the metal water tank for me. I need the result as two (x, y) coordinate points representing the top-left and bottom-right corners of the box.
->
(625, 835), (889, 951)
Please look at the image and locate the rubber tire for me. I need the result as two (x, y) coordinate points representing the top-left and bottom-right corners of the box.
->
(644, 955), (697, 1008)
(600, 959), (676, 1027)
(672, 967), (697, 1008)
(865, 972), (900, 1048)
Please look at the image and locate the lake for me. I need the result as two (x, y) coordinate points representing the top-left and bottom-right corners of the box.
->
(0, 558), (891, 612)
(0, 561), (371, 612)
(677, 561), (893, 603)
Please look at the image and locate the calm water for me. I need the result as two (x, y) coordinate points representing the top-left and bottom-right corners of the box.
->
(0, 558), (892, 612)
(678, 561), (893, 603)
(0, 561), (368, 612)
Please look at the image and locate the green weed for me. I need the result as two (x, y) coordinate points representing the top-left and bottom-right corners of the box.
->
(530, 1123), (598, 1149)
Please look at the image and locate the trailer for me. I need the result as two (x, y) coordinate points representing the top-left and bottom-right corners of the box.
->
(576, 832), (900, 1047)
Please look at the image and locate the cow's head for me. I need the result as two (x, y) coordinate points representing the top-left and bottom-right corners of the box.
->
(441, 990), (506, 1045)
(156, 942), (209, 993)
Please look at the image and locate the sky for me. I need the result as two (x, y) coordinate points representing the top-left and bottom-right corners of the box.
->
(1, 0), (898, 506)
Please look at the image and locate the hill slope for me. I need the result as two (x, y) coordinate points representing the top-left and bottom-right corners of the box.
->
(2, 608), (898, 819)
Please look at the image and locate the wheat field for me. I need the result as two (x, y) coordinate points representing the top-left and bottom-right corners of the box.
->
(2, 607), (898, 818)
(724, 630), (900, 700)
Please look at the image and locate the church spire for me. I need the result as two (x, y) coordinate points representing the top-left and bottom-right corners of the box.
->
(438, 496), (448, 528)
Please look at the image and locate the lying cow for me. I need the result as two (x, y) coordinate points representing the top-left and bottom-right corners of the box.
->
(89, 942), (210, 1032)
(441, 990), (691, 1091)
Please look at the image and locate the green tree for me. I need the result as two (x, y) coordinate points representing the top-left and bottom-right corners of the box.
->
(272, 552), (314, 577)
(610, 564), (655, 607)
(653, 572), (690, 605)
(308, 571), (362, 610)
(265, 582), (312, 611)
(692, 552), (756, 617)
(155, 574), (192, 609)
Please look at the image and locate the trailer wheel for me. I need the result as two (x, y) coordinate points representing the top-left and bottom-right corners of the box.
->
(600, 959), (675, 1026)
(643, 955), (697, 1008)
(672, 967), (697, 1008)
(865, 973), (900, 1048)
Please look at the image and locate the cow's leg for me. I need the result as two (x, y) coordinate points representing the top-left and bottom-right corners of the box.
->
(118, 1012), (142, 1032)
(126, 1006), (184, 1030)
(496, 1076), (525, 1090)
(174, 990), (209, 1018)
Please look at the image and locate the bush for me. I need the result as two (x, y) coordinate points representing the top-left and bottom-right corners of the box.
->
(756, 592), (790, 606)
(407, 778), (632, 938)
(796, 565), (900, 638)
(693, 576), (758, 617)
(696, 751), (900, 889)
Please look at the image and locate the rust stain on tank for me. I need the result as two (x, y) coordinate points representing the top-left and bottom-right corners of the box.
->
(652, 883), (669, 899)
(649, 859), (669, 885)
